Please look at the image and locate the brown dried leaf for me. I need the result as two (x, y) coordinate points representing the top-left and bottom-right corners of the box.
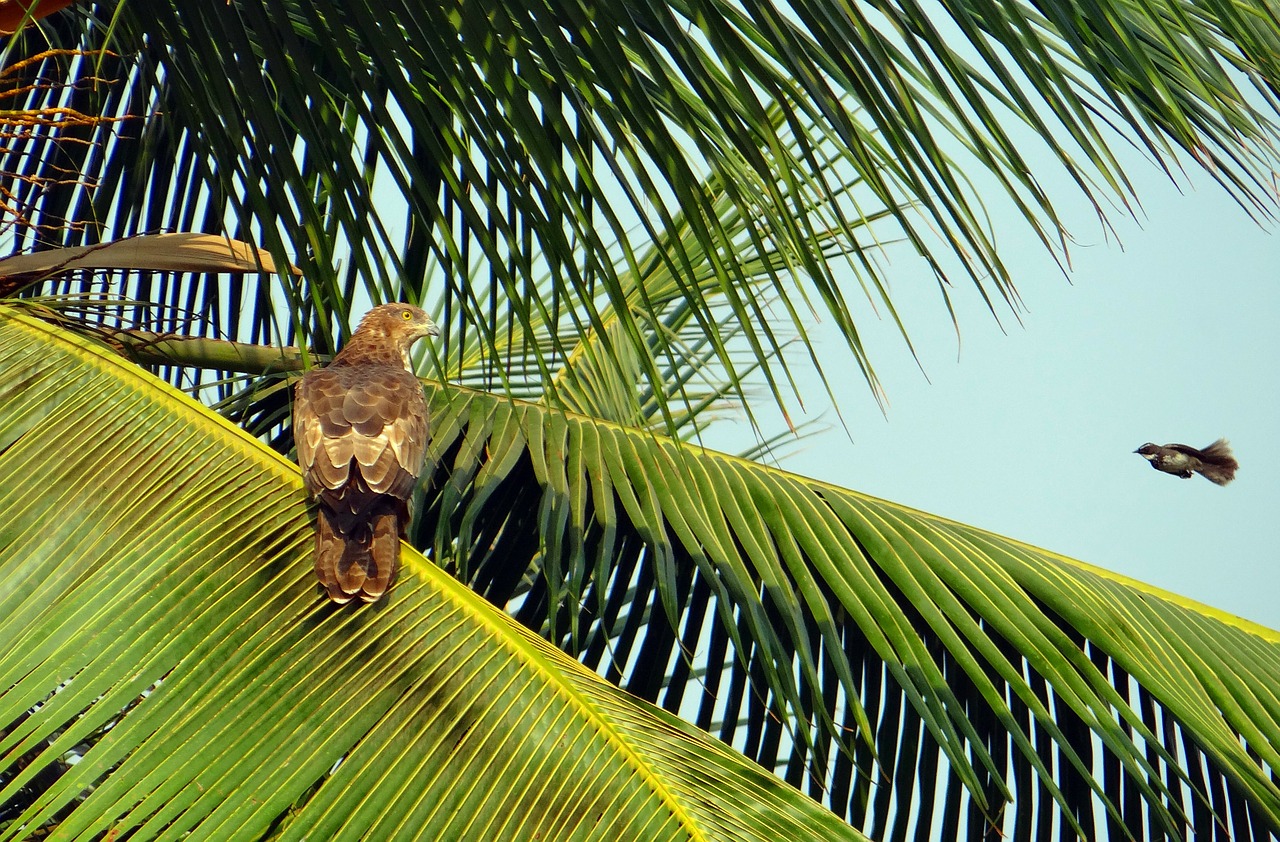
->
(0, 233), (302, 280)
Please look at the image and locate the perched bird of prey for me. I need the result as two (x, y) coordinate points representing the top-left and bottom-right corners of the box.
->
(293, 304), (439, 603)
(1135, 439), (1238, 486)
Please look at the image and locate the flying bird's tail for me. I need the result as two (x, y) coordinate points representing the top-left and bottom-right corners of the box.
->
(314, 500), (402, 603)
(1195, 438), (1238, 486)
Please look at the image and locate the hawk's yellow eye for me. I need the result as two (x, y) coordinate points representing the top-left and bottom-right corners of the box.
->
(402, 310), (412, 320)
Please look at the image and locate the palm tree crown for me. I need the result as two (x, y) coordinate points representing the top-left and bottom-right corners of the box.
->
(0, 1), (1278, 839)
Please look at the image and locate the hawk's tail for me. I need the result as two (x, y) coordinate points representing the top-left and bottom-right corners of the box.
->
(1196, 438), (1239, 486)
(314, 501), (402, 603)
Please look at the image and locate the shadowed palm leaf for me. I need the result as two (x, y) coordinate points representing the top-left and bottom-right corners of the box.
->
(4, 0), (1278, 422)
(0, 307), (866, 841)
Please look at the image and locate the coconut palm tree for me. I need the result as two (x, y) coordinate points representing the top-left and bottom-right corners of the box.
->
(1, 1), (1278, 839)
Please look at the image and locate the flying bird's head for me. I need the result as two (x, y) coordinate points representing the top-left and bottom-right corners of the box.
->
(1134, 443), (1160, 460)
(339, 303), (440, 369)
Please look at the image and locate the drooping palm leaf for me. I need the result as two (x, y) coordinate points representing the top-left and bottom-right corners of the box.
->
(0, 305), (866, 842)
(416, 374), (1280, 838)
(4, 0), (1278, 428)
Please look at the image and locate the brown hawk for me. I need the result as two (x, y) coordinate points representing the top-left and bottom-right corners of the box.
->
(293, 304), (439, 603)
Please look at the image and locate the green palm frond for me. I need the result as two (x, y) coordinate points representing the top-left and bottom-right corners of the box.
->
(0, 305), (863, 842)
(4, 0), (1277, 428)
(415, 377), (1280, 837)
(4, 1), (1280, 838)
(6, 298), (1280, 838)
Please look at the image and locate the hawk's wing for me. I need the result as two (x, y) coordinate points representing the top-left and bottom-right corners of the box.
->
(294, 364), (428, 508)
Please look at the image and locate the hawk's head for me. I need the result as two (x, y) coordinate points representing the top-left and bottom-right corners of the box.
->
(340, 303), (440, 368)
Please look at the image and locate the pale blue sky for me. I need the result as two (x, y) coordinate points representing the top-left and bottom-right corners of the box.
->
(749, 150), (1280, 628)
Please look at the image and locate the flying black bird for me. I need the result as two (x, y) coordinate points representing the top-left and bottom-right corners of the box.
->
(1134, 439), (1238, 486)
